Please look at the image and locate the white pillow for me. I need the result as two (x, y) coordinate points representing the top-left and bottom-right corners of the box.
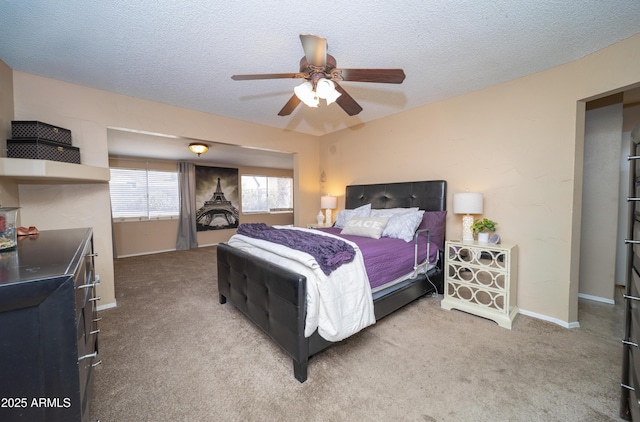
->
(340, 217), (389, 239)
(334, 203), (372, 228)
(370, 207), (419, 217)
(381, 210), (425, 242)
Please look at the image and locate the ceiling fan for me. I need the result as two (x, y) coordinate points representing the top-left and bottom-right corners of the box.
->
(231, 34), (406, 117)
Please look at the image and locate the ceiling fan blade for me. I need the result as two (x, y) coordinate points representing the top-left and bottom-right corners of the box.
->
(337, 68), (406, 84)
(299, 34), (326, 67)
(278, 94), (301, 116)
(333, 83), (363, 116)
(231, 73), (301, 81)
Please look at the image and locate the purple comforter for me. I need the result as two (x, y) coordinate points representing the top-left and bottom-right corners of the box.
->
(316, 227), (439, 290)
(237, 223), (355, 276)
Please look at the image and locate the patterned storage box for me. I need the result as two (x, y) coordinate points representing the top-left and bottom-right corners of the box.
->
(11, 120), (72, 146)
(7, 138), (81, 164)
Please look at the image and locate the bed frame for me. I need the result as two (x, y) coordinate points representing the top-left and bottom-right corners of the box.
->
(217, 180), (447, 382)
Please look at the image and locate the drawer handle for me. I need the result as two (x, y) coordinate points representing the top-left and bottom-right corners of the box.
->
(625, 239), (640, 244)
(92, 360), (103, 368)
(78, 352), (97, 362)
(77, 282), (99, 289)
(89, 296), (101, 302)
(624, 294), (640, 301)
(623, 339), (639, 347)
(87, 253), (99, 257)
(90, 329), (100, 335)
(622, 383), (636, 391)
(93, 317), (102, 323)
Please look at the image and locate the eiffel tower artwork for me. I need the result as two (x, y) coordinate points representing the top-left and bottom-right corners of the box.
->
(195, 172), (239, 231)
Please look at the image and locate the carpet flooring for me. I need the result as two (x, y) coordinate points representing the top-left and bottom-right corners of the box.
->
(91, 246), (625, 421)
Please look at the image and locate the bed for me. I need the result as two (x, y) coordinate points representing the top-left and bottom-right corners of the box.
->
(217, 180), (447, 382)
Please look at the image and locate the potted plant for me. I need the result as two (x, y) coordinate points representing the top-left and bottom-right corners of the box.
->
(471, 218), (497, 243)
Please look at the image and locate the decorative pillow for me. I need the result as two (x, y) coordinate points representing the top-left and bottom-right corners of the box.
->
(379, 210), (425, 242)
(340, 217), (389, 239)
(334, 203), (372, 228)
(417, 210), (447, 250)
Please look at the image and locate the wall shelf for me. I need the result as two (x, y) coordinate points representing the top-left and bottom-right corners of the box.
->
(0, 157), (109, 183)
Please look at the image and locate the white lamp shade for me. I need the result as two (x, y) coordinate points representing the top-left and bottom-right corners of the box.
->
(294, 81), (319, 107)
(316, 78), (341, 105)
(321, 195), (337, 209)
(453, 192), (483, 214)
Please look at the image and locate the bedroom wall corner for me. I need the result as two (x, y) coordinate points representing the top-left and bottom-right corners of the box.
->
(11, 70), (320, 307)
(318, 32), (640, 326)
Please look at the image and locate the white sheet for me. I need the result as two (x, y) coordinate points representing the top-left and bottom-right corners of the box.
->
(227, 226), (376, 342)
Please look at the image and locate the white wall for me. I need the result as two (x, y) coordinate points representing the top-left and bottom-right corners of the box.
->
(615, 131), (632, 288)
(579, 103), (623, 303)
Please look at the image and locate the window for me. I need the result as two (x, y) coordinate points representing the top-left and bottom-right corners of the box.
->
(109, 168), (179, 220)
(241, 175), (293, 213)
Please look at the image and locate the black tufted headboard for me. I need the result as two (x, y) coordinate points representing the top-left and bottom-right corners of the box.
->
(345, 180), (447, 212)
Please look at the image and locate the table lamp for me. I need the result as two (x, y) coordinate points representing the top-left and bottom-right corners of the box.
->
(321, 195), (337, 226)
(453, 192), (483, 242)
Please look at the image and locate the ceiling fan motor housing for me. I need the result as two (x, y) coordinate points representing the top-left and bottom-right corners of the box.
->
(299, 54), (340, 83)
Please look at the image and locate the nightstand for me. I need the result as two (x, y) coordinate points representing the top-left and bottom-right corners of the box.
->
(440, 240), (518, 329)
(306, 223), (332, 229)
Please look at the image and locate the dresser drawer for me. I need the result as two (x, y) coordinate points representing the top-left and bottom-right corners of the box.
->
(629, 269), (640, 330)
(0, 228), (99, 421)
(628, 352), (640, 421)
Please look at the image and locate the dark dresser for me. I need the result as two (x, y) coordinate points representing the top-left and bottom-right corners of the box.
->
(622, 131), (640, 420)
(0, 228), (100, 422)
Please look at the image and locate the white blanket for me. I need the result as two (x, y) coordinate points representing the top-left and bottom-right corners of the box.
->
(227, 226), (375, 342)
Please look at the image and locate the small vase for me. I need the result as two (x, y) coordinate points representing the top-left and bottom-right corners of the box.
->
(0, 207), (19, 251)
(477, 232), (489, 243)
(316, 211), (324, 225)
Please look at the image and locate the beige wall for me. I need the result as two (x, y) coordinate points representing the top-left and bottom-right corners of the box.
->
(0, 59), (13, 145)
(11, 71), (319, 309)
(319, 33), (640, 326)
(109, 156), (293, 257)
(0, 59), (19, 208)
(6, 32), (640, 324)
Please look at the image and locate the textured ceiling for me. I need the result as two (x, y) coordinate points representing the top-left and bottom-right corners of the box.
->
(1, 1), (640, 165)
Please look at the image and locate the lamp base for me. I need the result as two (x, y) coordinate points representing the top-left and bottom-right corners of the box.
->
(462, 214), (474, 242)
(325, 209), (333, 226)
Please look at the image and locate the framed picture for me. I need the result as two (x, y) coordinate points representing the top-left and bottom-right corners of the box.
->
(195, 166), (239, 231)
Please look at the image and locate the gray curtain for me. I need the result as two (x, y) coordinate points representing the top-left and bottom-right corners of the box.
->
(176, 162), (198, 250)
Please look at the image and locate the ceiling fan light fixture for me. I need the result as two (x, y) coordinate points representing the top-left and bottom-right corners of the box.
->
(189, 142), (209, 156)
(232, 34), (405, 116)
(316, 78), (341, 105)
(294, 81), (319, 107)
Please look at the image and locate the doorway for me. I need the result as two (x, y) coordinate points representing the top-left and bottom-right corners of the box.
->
(578, 87), (640, 323)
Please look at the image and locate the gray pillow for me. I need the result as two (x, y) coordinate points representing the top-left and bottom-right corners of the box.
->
(334, 203), (372, 228)
(340, 217), (389, 239)
(381, 210), (425, 242)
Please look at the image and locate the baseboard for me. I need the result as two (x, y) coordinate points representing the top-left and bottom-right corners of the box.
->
(116, 248), (176, 258)
(518, 308), (580, 329)
(117, 244), (219, 258)
(97, 301), (117, 311)
(578, 293), (615, 305)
